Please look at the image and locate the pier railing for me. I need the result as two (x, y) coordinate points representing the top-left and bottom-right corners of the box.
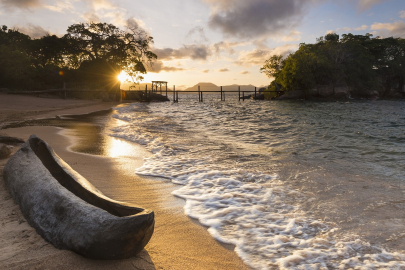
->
(130, 85), (284, 102)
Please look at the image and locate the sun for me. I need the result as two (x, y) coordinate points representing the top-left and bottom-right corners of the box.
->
(117, 71), (130, 82)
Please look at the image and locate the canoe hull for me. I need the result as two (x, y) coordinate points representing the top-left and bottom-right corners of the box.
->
(4, 135), (154, 260)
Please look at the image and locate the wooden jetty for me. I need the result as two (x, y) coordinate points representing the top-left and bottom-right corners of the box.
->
(126, 85), (283, 102)
(5, 83), (284, 102)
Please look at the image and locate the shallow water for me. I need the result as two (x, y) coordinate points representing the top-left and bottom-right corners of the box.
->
(110, 96), (405, 269)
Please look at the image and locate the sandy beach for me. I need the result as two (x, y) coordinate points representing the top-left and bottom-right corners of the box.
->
(0, 93), (248, 269)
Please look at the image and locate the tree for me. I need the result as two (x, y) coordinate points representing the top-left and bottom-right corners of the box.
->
(260, 55), (283, 78)
(0, 26), (34, 89)
(63, 22), (157, 89)
(0, 22), (157, 92)
(260, 33), (405, 99)
(29, 34), (68, 68)
(365, 37), (405, 97)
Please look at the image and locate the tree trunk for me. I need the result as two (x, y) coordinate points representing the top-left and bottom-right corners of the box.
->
(381, 77), (391, 98)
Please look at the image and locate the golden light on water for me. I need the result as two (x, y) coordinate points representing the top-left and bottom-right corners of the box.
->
(106, 136), (134, 158)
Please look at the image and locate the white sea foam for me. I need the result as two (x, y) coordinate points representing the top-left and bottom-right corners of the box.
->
(110, 103), (405, 269)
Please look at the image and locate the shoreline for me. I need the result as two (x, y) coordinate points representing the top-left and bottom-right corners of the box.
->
(0, 95), (249, 269)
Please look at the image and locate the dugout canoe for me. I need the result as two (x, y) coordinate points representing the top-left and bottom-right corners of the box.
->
(3, 135), (154, 260)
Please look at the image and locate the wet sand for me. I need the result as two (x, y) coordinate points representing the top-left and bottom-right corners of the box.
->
(0, 94), (248, 269)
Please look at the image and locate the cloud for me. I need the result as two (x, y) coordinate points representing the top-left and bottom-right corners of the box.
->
(335, 25), (369, 32)
(204, 0), (320, 39)
(400, 10), (405, 19)
(370, 20), (405, 37)
(1, 0), (75, 12)
(0, 0), (42, 9)
(281, 30), (301, 42)
(337, 27), (353, 32)
(80, 0), (140, 29)
(154, 44), (211, 61)
(186, 26), (209, 43)
(82, 12), (101, 22)
(240, 71), (250, 74)
(354, 24), (368, 31)
(148, 61), (186, 73)
(218, 68), (230, 72)
(234, 44), (298, 66)
(213, 41), (246, 56)
(16, 23), (49, 38)
(43, 1), (74, 12)
(86, 0), (115, 11)
(126, 18), (142, 29)
(202, 69), (210, 73)
(356, 0), (388, 11)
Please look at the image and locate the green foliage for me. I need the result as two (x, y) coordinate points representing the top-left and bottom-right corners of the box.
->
(0, 22), (157, 91)
(261, 33), (405, 98)
(64, 22), (156, 87)
(0, 26), (34, 89)
(263, 81), (279, 99)
(260, 55), (283, 78)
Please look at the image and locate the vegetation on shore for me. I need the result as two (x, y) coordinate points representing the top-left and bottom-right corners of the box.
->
(0, 23), (156, 91)
(261, 33), (405, 99)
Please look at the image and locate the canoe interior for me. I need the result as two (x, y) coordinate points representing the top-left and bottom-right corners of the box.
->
(29, 137), (144, 218)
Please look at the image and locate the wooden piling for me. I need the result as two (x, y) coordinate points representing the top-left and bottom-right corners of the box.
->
(220, 86), (223, 101)
(62, 82), (66, 99)
(238, 86), (241, 101)
(255, 87), (257, 99)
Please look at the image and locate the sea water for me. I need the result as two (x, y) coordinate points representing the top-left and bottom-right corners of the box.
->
(110, 95), (405, 269)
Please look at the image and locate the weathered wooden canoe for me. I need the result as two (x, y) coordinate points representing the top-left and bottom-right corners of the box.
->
(3, 135), (154, 260)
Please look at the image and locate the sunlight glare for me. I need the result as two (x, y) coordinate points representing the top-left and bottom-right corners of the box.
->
(117, 71), (130, 82)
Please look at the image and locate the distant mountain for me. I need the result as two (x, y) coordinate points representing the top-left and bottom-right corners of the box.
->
(185, 82), (219, 91)
(185, 82), (261, 91)
(121, 81), (266, 91)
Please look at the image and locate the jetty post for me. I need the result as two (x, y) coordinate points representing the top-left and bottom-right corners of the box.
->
(255, 87), (257, 99)
(62, 82), (67, 99)
(198, 85), (202, 102)
(173, 85), (179, 103)
(152, 81), (167, 95)
(221, 86), (224, 101)
(238, 86), (241, 101)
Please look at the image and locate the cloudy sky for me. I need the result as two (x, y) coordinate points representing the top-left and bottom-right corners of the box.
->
(1, 0), (404, 88)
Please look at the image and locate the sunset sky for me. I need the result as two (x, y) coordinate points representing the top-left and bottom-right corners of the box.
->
(1, 0), (405, 88)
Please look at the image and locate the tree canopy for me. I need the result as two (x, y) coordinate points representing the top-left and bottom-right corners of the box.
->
(0, 22), (156, 91)
(261, 33), (405, 98)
